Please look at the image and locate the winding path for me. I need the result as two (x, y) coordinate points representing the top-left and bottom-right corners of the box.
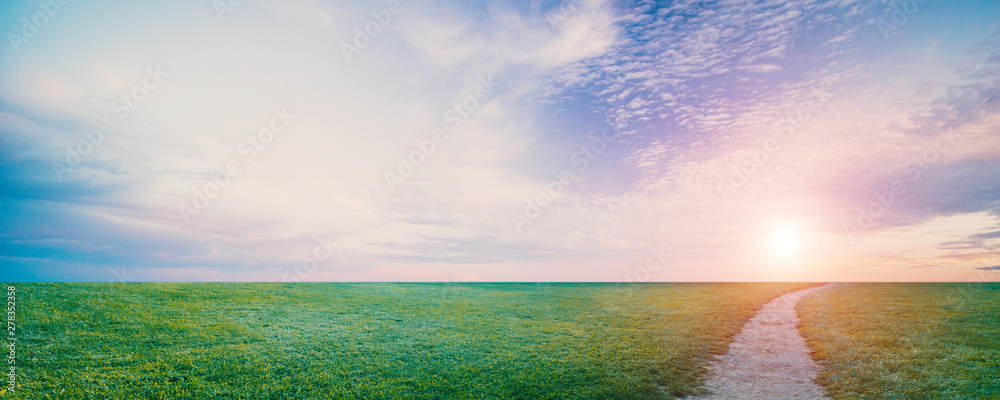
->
(686, 283), (836, 400)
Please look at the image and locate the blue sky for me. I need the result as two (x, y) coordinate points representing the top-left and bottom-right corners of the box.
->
(1, 0), (999, 282)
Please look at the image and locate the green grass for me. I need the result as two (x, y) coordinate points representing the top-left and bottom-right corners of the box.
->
(798, 283), (1000, 399)
(2, 282), (818, 399)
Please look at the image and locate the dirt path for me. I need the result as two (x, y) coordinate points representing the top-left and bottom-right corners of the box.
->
(685, 283), (837, 400)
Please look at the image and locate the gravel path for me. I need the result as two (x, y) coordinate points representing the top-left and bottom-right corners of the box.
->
(685, 283), (837, 400)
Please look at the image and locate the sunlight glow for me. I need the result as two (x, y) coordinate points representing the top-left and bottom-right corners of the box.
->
(769, 228), (801, 257)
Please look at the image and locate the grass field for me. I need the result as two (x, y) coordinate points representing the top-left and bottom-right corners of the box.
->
(798, 283), (1000, 399)
(0, 282), (820, 399)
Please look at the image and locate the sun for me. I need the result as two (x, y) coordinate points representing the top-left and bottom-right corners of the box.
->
(769, 227), (801, 257)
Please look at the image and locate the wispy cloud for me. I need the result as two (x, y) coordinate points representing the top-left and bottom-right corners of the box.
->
(1, 0), (999, 282)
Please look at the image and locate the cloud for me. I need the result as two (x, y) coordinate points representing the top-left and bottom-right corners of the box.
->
(543, 0), (877, 131)
(396, 0), (618, 69)
(971, 231), (1000, 240)
(2, 0), (1000, 282)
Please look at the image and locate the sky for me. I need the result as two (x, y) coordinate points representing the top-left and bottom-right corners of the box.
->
(1, 0), (999, 282)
